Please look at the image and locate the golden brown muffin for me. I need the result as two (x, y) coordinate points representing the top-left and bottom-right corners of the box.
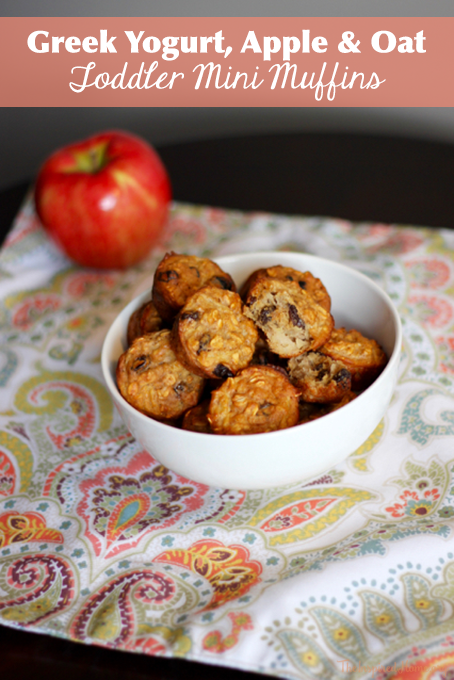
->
(287, 351), (351, 403)
(172, 286), (258, 379)
(152, 252), (236, 321)
(320, 327), (387, 390)
(208, 365), (300, 435)
(241, 265), (331, 312)
(127, 299), (165, 345)
(243, 276), (334, 358)
(116, 329), (205, 421)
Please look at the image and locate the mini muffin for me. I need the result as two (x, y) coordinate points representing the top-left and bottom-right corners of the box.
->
(241, 265), (331, 312)
(320, 327), (387, 390)
(182, 400), (212, 433)
(152, 252), (236, 321)
(208, 365), (300, 435)
(172, 286), (258, 379)
(287, 351), (351, 403)
(243, 276), (334, 358)
(127, 299), (165, 345)
(116, 329), (205, 421)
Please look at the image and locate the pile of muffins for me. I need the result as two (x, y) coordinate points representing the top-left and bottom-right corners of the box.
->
(116, 252), (387, 435)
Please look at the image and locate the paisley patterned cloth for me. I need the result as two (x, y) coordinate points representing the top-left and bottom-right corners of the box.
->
(2, 197), (454, 680)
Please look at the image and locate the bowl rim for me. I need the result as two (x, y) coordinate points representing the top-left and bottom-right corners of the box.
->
(101, 250), (403, 440)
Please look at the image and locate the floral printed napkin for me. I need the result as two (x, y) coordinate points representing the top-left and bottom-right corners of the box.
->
(2, 197), (454, 680)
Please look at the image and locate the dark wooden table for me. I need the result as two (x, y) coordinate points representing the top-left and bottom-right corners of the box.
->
(1, 131), (454, 679)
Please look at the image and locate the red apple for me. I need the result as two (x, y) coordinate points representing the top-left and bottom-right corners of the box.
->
(34, 130), (172, 269)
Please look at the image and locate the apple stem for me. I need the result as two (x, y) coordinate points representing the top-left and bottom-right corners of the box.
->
(73, 142), (110, 174)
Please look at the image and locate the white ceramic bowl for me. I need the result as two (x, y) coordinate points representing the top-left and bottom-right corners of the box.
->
(101, 251), (402, 489)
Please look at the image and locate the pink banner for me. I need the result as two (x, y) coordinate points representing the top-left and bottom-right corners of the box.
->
(1, 17), (451, 106)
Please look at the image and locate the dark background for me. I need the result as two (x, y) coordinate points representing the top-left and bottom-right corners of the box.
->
(2, 131), (454, 244)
